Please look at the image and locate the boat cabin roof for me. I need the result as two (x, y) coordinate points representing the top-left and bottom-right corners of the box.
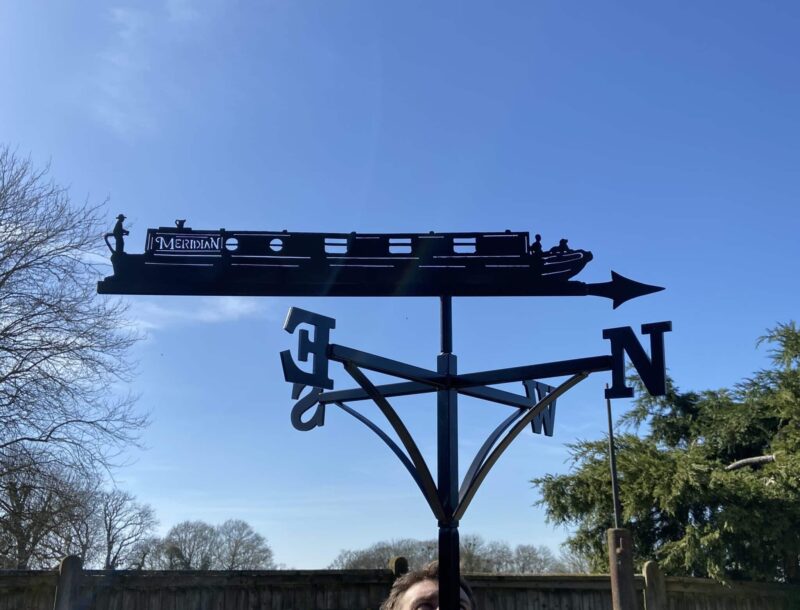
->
(145, 229), (531, 257)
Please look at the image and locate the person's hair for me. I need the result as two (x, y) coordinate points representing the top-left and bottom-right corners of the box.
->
(380, 561), (476, 610)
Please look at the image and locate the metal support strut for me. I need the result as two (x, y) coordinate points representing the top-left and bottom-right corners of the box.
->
(279, 303), (669, 610)
(438, 296), (461, 610)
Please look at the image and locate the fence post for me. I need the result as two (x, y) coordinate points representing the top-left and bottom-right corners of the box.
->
(389, 556), (409, 578)
(608, 529), (637, 610)
(642, 560), (666, 610)
(53, 555), (83, 610)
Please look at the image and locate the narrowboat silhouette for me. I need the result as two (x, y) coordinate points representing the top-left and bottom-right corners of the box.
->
(99, 223), (594, 297)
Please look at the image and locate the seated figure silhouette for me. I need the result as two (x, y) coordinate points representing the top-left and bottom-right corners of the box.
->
(529, 233), (543, 257)
(549, 238), (570, 255)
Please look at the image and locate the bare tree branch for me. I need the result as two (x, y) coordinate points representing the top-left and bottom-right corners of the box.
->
(725, 454), (776, 471)
(99, 489), (157, 569)
(0, 145), (147, 476)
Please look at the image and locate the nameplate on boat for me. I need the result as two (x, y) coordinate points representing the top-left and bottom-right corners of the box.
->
(147, 231), (222, 254)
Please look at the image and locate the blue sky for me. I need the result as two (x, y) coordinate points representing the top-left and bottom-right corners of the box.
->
(2, 1), (799, 568)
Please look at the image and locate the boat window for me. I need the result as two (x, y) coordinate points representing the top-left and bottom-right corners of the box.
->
(453, 237), (476, 254)
(325, 237), (348, 254)
(269, 238), (283, 253)
(224, 237), (239, 252)
(477, 233), (526, 255)
(389, 237), (412, 254)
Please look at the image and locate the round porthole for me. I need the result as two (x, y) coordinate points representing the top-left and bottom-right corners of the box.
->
(269, 238), (283, 252)
(224, 237), (239, 251)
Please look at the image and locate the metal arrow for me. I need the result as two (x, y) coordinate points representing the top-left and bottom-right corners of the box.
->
(486, 271), (663, 306)
(582, 271), (664, 308)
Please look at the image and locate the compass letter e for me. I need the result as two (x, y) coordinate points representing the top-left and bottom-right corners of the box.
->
(280, 307), (336, 390)
(603, 321), (672, 399)
(280, 308), (336, 431)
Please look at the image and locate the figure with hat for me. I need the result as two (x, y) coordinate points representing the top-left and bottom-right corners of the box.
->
(111, 214), (129, 254)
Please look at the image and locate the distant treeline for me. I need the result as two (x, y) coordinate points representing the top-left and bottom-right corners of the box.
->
(328, 535), (590, 573)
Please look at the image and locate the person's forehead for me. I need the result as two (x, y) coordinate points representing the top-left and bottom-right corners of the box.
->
(403, 579), (439, 603)
(400, 579), (472, 609)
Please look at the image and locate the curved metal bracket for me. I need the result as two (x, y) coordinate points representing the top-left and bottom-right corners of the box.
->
(343, 362), (446, 522)
(333, 401), (429, 501)
(455, 373), (588, 520)
(459, 408), (527, 502)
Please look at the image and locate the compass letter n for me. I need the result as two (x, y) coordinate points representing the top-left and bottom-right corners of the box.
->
(603, 321), (672, 399)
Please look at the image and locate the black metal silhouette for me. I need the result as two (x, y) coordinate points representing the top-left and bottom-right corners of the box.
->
(281, 305), (671, 609)
(104, 214), (129, 254)
(529, 233), (543, 256)
(97, 216), (671, 610)
(97, 220), (663, 307)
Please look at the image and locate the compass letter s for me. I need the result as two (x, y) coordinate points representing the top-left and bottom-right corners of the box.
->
(603, 321), (672, 399)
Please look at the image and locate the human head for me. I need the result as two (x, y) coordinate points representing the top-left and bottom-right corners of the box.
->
(381, 561), (476, 610)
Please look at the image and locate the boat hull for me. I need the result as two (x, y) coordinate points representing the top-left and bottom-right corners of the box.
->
(98, 251), (593, 297)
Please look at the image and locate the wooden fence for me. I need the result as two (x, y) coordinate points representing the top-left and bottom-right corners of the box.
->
(645, 561), (799, 610)
(1, 557), (798, 610)
(0, 570), (56, 610)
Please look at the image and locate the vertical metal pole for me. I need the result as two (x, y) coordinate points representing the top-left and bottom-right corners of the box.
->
(605, 385), (636, 610)
(605, 385), (622, 529)
(441, 295), (453, 354)
(438, 296), (460, 610)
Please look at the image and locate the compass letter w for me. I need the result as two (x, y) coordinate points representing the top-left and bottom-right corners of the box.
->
(603, 321), (672, 399)
(523, 380), (557, 437)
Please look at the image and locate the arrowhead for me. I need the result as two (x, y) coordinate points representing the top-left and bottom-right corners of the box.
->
(586, 272), (665, 308)
(608, 271), (664, 308)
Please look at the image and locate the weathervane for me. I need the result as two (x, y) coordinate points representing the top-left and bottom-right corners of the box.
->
(99, 218), (671, 610)
(98, 222), (662, 306)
